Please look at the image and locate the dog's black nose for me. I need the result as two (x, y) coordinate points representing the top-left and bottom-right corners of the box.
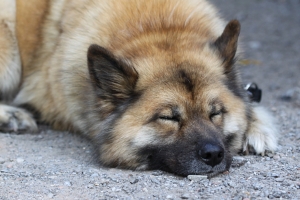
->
(199, 143), (224, 167)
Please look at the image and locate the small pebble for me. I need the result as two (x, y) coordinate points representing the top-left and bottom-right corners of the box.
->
(272, 191), (282, 198)
(280, 88), (300, 102)
(87, 184), (94, 189)
(264, 190), (270, 197)
(223, 171), (230, 175)
(265, 151), (274, 157)
(275, 178), (284, 182)
(152, 171), (163, 176)
(64, 181), (72, 186)
(0, 158), (5, 164)
(181, 193), (190, 199)
(16, 158), (24, 163)
(231, 156), (247, 168)
(100, 179), (109, 184)
(90, 173), (99, 177)
(47, 193), (54, 199)
(187, 175), (207, 181)
(273, 155), (280, 160)
(130, 178), (139, 184)
(227, 181), (236, 188)
(5, 162), (15, 168)
(150, 178), (160, 185)
(253, 183), (262, 190)
(271, 107), (277, 111)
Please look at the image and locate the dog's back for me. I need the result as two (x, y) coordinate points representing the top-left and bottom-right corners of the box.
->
(7, 0), (224, 131)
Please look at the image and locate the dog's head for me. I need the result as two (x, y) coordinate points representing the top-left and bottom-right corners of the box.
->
(87, 20), (249, 176)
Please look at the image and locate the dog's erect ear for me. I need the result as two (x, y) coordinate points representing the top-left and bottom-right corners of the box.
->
(87, 44), (138, 104)
(214, 20), (240, 73)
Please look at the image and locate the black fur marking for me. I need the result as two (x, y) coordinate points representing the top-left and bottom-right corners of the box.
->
(95, 91), (141, 142)
(178, 70), (194, 92)
(223, 66), (246, 99)
(224, 133), (236, 149)
(91, 91), (142, 166)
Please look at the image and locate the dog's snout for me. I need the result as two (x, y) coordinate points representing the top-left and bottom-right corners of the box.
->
(198, 143), (224, 167)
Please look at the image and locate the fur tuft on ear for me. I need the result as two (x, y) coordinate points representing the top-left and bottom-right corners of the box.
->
(87, 44), (138, 104)
(214, 20), (240, 73)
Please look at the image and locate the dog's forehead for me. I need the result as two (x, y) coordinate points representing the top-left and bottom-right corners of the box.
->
(137, 67), (228, 112)
(132, 41), (224, 86)
(135, 58), (224, 89)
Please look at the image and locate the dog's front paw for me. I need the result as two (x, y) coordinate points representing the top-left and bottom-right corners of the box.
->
(0, 104), (38, 133)
(243, 106), (278, 155)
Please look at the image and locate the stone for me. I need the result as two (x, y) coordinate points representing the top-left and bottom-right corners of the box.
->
(187, 175), (207, 181)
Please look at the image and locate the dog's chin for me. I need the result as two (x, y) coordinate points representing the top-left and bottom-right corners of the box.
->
(145, 152), (232, 177)
(169, 159), (231, 177)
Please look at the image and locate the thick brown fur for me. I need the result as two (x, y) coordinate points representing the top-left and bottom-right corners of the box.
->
(0, 0), (278, 176)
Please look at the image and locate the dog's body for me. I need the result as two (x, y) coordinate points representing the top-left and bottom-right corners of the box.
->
(0, 0), (278, 176)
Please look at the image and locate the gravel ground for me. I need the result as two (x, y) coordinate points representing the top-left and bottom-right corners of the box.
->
(1, 0), (300, 199)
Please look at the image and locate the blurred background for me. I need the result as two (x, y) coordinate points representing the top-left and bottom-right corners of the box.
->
(211, 0), (300, 106)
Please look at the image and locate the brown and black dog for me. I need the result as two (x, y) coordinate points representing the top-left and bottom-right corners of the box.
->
(0, 0), (278, 176)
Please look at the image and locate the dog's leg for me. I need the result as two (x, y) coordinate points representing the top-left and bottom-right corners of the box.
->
(0, 0), (21, 101)
(0, 104), (38, 133)
(243, 106), (279, 155)
(0, 0), (38, 133)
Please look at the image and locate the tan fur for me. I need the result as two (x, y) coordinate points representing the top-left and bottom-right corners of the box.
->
(0, 0), (21, 100)
(0, 0), (278, 175)
(16, 0), (50, 72)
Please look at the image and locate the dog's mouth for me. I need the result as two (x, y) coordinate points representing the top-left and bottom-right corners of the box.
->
(141, 145), (232, 177)
(147, 157), (230, 177)
(178, 160), (231, 177)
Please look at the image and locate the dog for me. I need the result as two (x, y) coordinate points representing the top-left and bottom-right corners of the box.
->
(0, 0), (278, 176)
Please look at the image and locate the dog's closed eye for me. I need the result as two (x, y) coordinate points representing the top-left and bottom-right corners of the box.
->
(157, 107), (181, 123)
(209, 110), (222, 120)
(158, 115), (180, 122)
(209, 102), (226, 122)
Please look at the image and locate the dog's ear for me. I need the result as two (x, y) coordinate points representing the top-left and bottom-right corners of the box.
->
(87, 44), (138, 104)
(214, 20), (240, 73)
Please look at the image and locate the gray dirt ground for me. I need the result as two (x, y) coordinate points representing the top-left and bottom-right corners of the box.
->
(1, 0), (300, 199)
